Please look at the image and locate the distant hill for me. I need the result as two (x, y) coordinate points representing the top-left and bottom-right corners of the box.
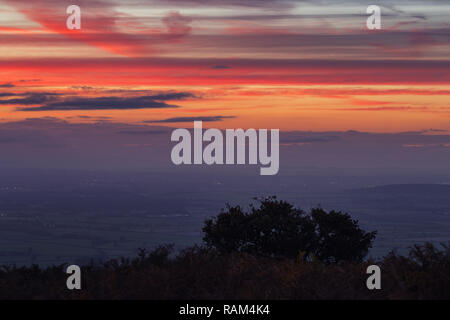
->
(351, 184), (450, 197)
(343, 184), (450, 220)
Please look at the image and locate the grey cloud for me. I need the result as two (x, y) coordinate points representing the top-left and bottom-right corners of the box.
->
(18, 79), (41, 83)
(144, 115), (235, 123)
(1, 93), (58, 106)
(18, 92), (195, 111)
(150, 0), (295, 9)
(116, 130), (169, 135)
(66, 115), (113, 120)
(212, 65), (231, 69)
(280, 134), (340, 144)
(0, 92), (61, 105)
(427, 128), (448, 133)
(397, 128), (448, 135)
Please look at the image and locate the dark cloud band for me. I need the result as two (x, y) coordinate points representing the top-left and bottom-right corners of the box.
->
(144, 116), (235, 123)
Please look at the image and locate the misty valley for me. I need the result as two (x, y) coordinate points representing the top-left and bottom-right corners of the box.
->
(1, 168), (449, 266)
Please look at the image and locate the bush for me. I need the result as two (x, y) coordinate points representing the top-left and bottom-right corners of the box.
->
(203, 197), (377, 263)
(0, 243), (449, 299)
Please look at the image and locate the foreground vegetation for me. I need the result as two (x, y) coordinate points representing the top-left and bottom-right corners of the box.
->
(0, 243), (449, 299)
(0, 198), (448, 299)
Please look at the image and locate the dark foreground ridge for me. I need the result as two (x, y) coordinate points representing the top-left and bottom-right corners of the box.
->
(0, 243), (449, 299)
(0, 198), (448, 300)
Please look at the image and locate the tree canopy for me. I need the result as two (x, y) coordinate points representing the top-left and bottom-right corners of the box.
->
(203, 197), (377, 263)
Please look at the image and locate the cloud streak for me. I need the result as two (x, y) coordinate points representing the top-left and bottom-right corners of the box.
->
(144, 115), (235, 123)
(3, 0), (193, 56)
(0, 83), (15, 88)
(12, 92), (195, 111)
(2, 58), (449, 86)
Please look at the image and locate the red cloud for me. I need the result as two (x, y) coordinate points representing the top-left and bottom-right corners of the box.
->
(2, 0), (192, 56)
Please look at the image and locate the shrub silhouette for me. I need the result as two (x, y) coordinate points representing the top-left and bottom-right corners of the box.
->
(1, 242), (449, 299)
(203, 197), (376, 263)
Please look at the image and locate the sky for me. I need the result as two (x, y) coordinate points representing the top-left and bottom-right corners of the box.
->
(0, 0), (449, 172)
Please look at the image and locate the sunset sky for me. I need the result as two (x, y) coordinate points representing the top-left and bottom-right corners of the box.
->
(0, 0), (449, 133)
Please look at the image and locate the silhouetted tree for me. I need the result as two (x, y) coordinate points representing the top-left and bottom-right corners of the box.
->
(203, 197), (376, 263)
(309, 208), (376, 263)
